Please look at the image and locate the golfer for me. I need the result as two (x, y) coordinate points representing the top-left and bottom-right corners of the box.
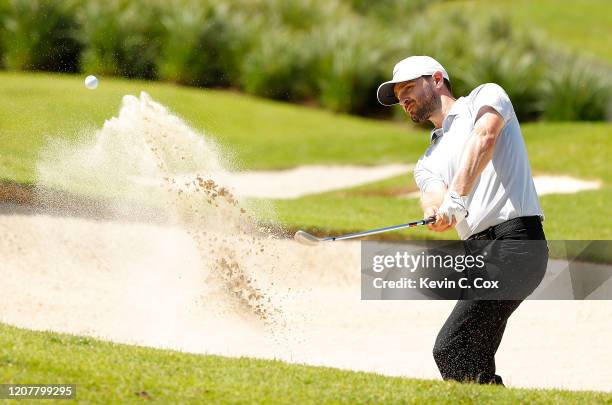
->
(376, 56), (547, 385)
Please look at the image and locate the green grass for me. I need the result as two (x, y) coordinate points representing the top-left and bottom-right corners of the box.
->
(0, 71), (426, 184)
(432, 0), (612, 65)
(1, 73), (610, 240)
(1, 324), (610, 404)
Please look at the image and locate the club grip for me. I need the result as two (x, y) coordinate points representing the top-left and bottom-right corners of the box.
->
(423, 216), (436, 224)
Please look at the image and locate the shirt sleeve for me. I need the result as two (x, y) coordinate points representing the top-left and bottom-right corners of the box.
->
(413, 159), (445, 193)
(472, 83), (514, 124)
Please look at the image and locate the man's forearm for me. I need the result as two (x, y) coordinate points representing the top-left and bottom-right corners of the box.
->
(450, 112), (502, 196)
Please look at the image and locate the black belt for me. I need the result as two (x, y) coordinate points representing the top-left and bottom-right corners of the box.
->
(468, 216), (542, 240)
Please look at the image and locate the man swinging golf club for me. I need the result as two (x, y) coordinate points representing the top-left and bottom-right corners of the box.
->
(376, 56), (547, 385)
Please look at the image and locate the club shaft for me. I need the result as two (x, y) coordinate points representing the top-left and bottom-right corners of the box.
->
(324, 218), (434, 241)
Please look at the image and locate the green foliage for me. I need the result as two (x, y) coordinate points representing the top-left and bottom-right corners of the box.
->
(431, 0), (612, 65)
(0, 0), (609, 121)
(77, 0), (162, 79)
(240, 29), (319, 101)
(348, 0), (435, 20)
(313, 20), (393, 115)
(239, 1), (350, 102)
(157, 1), (251, 86)
(1, 0), (81, 72)
(464, 16), (545, 121)
(459, 44), (544, 121)
(256, 0), (348, 32)
(240, 6), (395, 115)
(0, 0), (8, 67)
(396, 11), (546, 121)
(540, 59), (610, 121)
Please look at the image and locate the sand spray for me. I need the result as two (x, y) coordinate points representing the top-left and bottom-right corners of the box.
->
(35, 92), (293, 337)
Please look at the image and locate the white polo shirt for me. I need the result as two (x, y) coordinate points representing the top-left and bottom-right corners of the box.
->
(413, 83), (543, 240)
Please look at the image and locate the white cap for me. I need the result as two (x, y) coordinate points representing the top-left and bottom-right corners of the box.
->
(377, 56), (449, 106)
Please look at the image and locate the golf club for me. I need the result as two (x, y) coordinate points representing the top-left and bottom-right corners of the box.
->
(294, 217), (436, 245)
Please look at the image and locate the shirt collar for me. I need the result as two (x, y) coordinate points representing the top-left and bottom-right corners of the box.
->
(430, 128), (443, 144)
(429, 97), (465, 144)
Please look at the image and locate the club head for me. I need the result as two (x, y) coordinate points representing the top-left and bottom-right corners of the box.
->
(294, 230), (322, 246)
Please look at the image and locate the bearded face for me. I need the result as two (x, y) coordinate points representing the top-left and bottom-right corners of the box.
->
(410, 81), (440, 123)
(394, 77), (441, 123)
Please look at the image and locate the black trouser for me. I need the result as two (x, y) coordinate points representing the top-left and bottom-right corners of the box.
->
(432, 216), (547, 385)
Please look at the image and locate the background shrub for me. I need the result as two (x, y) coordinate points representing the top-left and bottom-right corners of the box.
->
(540, 59), (610, 121)
(0, 0), (8, 68)
(239, 0), (349, 101)
(313, 20), (394, 115)
(77, 0), (162, 79)
(0, 0), (608, 122)
(255, 0), (346, 31)
(455, 44), (544, 121)
(389, 11), (546, 121)
(348, 0), (438, 20)
(240, 29), (319, 101)
(158, 1), (251, 87)
(1, 0), (81, 72)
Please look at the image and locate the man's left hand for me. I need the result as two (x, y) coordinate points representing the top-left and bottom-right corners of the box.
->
(435, 191), (468, 228)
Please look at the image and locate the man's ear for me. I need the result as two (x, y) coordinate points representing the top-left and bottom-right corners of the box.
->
(432, 71), (444, 89)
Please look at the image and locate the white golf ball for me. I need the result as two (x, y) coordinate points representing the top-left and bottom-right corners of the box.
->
(84, 75), (98, 90)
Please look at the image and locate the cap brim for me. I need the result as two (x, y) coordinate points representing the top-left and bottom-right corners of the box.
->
(376, 81), (399, 106)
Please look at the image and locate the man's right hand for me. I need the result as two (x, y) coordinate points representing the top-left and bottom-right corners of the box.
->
(424, 206), (456, 232)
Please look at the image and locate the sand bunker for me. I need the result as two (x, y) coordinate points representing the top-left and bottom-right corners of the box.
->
(141, 169), (601, 200)
(1, 212), (611, 392)
(190, 165), (600, 201)
(1, 92), (610, 393)
(131, 164), (413, 200)
(214, 164), (413, 199)
(532, 175), (601, 195)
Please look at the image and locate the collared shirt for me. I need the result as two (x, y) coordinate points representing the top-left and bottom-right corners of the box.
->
(430, 128), (443, 144)
(413, 83), (543, 240)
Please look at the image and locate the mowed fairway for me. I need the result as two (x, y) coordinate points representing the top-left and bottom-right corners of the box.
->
(2, 73), (609, 240)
